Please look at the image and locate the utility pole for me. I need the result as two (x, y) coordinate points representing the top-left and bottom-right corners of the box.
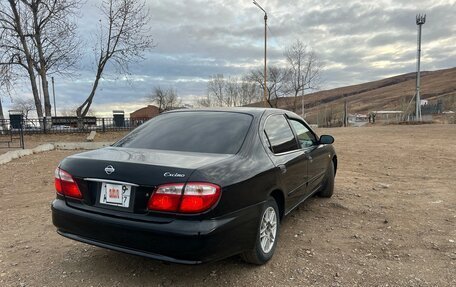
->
(253, 1), (268, 107)
(343, 99), (348, 127)
(324, 105), (327, 127)
(415, 14), (426, 122)
(52, 77), (56, 117)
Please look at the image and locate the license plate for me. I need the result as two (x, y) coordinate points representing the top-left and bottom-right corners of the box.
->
(100, 183), (131, 208)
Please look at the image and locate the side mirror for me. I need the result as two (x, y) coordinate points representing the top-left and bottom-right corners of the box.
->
(319, 135), (334, 144)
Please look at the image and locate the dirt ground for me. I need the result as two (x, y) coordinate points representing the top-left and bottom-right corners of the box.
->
(0, 125), (455, 287)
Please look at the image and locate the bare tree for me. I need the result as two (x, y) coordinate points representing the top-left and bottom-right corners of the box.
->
(0, 91), (6, 131)
(225, 76), (260, 107)
(0, 96), (5, 129)
(148, 86), (181, 112)
(318, 104), (343, 127)
(0, 65), (14, 126)
(284, 40), (323, 112)
(224, 77), (239, 107)
(164, 88), (181, 110)
(207, 74), (226, 107)
(269, 66), (290, 105)
(76, 0), (155, 119)
(201, 74), (260, 108)
(196, 94), (212, 107)
(238, 76), (260, 106)
(0, 0), (81, 118)
(12, 97), (35, 120)
(149, 86), (166, 112)
(248, 66), (289, 107)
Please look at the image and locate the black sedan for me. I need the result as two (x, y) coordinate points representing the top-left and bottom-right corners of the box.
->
(52, 108), (337, 265)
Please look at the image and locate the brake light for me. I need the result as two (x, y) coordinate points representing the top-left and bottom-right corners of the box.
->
(147, 183), (183, 212)
(54, 167), (82, 199)
(147, 182), (221, 213)
(179, 183), (220, 213)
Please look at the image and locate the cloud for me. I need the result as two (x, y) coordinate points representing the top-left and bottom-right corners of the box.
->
(2, 0), (455, 115)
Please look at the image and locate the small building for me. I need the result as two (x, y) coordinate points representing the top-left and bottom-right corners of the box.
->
(348, 113), (368, 123)
(130, 105), (160, 120)
(371, 111), (403, 123)
(130, 105), (160, 126)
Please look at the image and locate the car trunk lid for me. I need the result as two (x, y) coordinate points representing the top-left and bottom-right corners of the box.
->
(58, 147), (231, 219)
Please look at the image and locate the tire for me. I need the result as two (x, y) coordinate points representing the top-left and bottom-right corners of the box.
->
(317, 160), (335, 198)
(241, 197), (280, 265)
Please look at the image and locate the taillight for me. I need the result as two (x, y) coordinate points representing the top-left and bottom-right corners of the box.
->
(147, 183), (184, 212)
(54, 168), (63, 195)
(179, 183), (220, 213)
(54, 167), (83, 199)
(147, 182), (221, 214)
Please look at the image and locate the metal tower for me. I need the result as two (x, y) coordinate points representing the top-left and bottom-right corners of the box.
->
(415, 14), (426, 121)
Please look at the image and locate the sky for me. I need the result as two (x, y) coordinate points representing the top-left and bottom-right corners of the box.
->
(3, 0), (456, 116)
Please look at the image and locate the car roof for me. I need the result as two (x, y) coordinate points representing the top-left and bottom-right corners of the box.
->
(163, 107), (293, 118)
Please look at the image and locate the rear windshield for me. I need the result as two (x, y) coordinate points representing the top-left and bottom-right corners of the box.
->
(114, 111), (253, 154)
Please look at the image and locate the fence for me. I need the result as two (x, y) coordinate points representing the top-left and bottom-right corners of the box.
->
(0, 116), (150, 135)
(0, 126), (24, 149)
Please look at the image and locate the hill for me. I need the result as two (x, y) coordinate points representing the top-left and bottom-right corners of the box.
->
(251, 67), (456, 124)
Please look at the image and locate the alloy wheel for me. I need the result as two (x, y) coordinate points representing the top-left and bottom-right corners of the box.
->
(259, 206), (277, 253)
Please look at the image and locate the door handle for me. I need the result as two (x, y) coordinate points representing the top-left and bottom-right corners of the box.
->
(278, 164), (287, 174)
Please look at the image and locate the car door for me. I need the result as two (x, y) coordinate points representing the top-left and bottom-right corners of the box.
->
(287, 118), (328, 196)
(263, 114), (309, 210)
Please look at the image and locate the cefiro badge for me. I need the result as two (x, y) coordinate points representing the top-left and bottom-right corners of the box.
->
(163, 172), (185, 177)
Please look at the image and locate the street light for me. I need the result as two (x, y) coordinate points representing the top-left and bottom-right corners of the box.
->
(415, 14), (426, 122)
(253, 0), (268, 107)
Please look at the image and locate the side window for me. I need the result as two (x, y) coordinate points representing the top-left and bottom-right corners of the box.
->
(289, 120), (317, 148)
(264, 115), (299, 154)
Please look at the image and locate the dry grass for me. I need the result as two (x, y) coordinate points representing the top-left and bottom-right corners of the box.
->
(250, 67), (456, 123)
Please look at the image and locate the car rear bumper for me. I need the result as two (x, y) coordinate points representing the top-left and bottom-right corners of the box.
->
(51, 198), (261, 264)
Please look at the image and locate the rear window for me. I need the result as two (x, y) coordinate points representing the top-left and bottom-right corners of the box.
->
(114, 111), (253, 154)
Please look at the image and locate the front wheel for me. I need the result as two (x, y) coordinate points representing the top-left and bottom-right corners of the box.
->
(241, 197), (280, 265)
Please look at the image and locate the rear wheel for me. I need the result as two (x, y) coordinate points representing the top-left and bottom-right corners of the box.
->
(317, 160), (335, 198)
(241, 197), (280, 265)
